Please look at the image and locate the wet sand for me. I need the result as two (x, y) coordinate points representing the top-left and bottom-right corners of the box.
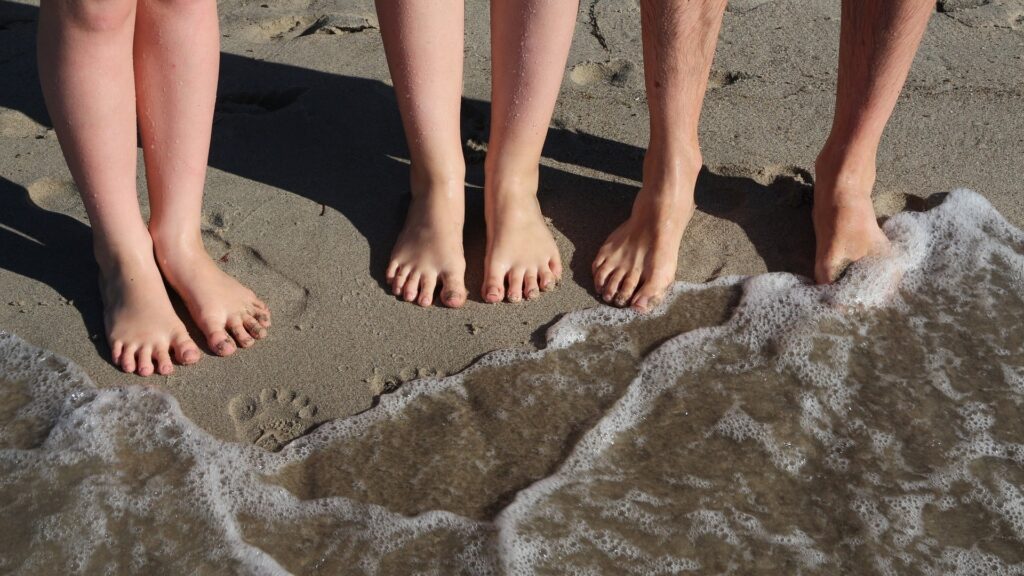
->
(1, 0), (1023, 447)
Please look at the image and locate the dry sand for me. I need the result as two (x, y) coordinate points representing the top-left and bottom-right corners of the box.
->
(1, 0), (1022, 444)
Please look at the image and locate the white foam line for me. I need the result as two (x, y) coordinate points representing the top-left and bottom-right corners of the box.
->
(493, 192), (951, 573)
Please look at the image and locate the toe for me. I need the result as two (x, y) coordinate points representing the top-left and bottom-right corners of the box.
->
(207, 329), (237, 357)
(136, 345), (154, 377)
(403, 272), (422, 302)
(392, 265), (410, 296)
(440, 271), (468, 308)
(549, 258), (564, 280)
(483, 267), (506, 304)
(156, 349), (174, 375)
(386, 259), (400, 282)
(251, 300), (272, 325)
(614, 270), (641, 307)
(244, 315), (267, 339)
(111, 340), (124, 366)
(631, 273), (673, 313)
(120, 344), (138, 373)
(228, 316), (256, 348)
(254, 309), (272, 328)
(539, 268), (557, 292)
(418, 275), (437, 307)
(524, 271), (540, 300)
(172, 333), (202, 365)
(594, 262), (614, 293)
(603, 268), (627, 303)
(506, 268), (526, 303)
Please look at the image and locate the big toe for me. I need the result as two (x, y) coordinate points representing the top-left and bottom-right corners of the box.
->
(440, 272), (468, 308)
(631, 273), (674, 314)
(172, 333), (202, 365)
(482, 268), (506, 304)
(205, 328), (237, 357)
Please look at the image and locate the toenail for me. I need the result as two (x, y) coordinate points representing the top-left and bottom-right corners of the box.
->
(526, 289), (539, 300)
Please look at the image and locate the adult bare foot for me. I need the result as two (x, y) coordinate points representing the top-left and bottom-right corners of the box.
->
(812, 155), (890, 284)
(482, 171), (562, 304)
(593, 156), (700, 313)
(152, 232), (271, 356)
(97, 235), (202, 376)
(386, 169), (468, 308)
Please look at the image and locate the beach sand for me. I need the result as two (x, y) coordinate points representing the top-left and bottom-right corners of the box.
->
(1, 0), (1022, 447)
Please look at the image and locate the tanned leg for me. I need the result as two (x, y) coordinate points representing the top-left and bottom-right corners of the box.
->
(481, 0), (579, 303)
(593, 0), (727, 312)
(813, 0), (931, 283)
(376, 0), (469, 308)
(135, 0), (271, 355)
(38, 0), (201, 376)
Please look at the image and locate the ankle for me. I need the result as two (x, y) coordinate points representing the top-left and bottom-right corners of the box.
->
(92, 229), (156, 277)
(816, 135), (877, 182)
(642, 140), (703, 186)
(409, 162), (466, 196)
(149, 226), (206, 263)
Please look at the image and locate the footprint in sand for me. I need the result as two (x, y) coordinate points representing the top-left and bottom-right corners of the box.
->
(0, 110), (48, 139)
(26, 178), (89, 222)
(570, 59), (635, 88)
(228, 387), (318, 451)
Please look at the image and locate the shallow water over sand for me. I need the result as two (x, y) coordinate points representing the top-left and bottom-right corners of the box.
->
(1, 189), (1022, 575)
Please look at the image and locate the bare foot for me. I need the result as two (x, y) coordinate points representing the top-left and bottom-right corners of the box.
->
(812, 158), (890, 284)
(386, 171), (468, 308)
(97, 236), (202, 376)
(152, 233), (271, 356)
(483, 173), (562, 303)
(593, 159), (699, 313)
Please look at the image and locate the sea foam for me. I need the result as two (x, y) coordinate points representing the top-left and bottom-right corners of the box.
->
(1, 189), (1022, 575)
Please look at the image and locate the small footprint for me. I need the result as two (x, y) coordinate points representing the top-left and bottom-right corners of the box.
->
(229, 387), (318, 451)
(0, 110), (47, 138)
(570, 59), (634, 88)
(26, 178), (89, 223)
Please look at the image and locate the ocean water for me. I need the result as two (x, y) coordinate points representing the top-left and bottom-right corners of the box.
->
(1, 189), (1022, 575)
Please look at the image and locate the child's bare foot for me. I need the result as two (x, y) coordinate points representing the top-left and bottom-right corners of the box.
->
(152, 232), (271, 356)
(812, 154), (890, 284)
(97, 235), (202, 376)
(483, 171), (563, 304)
(593, 154), (700, 313)
(386, 170), (468, 308)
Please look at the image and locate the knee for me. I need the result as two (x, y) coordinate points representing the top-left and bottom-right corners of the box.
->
(57, 0), (135, 32)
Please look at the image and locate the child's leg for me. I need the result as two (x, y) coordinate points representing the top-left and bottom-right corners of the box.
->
(38, 0), (201, 376)
(593, 0), (726, 313)
(813, 0), (930, 283)
(376, 0), (469, 308)
(482, 0), (577, 303)
(134, 0), (270, 355)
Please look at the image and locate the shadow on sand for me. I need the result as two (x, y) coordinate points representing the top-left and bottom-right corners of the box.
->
(0, 0), (815, 344)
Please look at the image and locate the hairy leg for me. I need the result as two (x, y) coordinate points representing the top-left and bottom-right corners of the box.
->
(38, 0), (201, 376)
(376, 0), (469, 308)
(593, 0), (726, 312)
(813, 0), (931, 283)
(481, 0), (578, 303)
(135, 0), (270, 355)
